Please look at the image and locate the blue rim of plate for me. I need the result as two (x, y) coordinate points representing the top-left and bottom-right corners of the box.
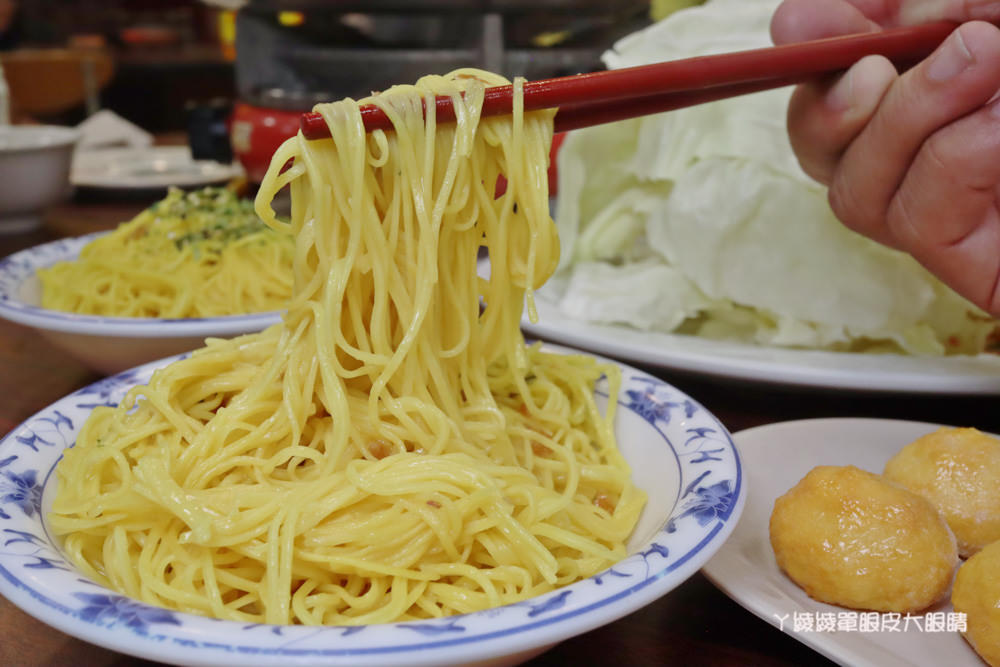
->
(0, 234), (283, 337)
(0, 351), (744, 666)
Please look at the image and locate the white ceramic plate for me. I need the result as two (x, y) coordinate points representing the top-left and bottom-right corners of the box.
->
(0, 350), (743, 667)
(702, 418), (984, 667)
(0, 234), (282, 374)
(522, 289), (1000, 394)
(71, 146), (241, 190)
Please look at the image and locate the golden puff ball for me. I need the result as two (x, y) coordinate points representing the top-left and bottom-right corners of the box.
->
(952, 540), (1000, 667)
(769, 465), (958, 613)
(884, 427), (1000, 558)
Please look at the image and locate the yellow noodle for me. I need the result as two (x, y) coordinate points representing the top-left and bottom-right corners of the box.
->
(39, 187), (294, 318)
(50, 69), (646, 625)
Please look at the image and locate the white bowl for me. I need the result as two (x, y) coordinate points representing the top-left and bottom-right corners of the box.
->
(0, 125), (80, 233)
(0, 233), (283, 374)
(0, 351), (745, 667)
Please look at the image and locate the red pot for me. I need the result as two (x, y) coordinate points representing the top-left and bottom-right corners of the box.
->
(230, 99), (302, 184)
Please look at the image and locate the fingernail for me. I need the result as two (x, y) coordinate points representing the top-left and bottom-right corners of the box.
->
(990, 91), (1000, 117)
(927, 28), (974, 82)
(826, 70), (854, 112)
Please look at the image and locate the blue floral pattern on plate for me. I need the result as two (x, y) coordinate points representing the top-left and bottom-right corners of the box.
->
(0, 349), (744, 666)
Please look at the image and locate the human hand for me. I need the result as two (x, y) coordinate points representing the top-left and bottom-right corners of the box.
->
(770, 0), (1000, 316)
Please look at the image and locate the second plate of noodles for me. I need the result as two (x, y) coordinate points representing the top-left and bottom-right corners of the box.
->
(0, 232), (286, 374)
(38, 186), (295, 319)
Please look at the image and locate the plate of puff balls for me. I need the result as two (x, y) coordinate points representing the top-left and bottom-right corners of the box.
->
(703, 418), (1000, 667)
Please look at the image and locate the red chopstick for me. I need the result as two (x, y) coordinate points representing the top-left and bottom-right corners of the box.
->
(300, 20), (959, 140)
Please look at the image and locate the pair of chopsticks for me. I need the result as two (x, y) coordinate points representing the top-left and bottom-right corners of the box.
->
(300, 20), (960, 140)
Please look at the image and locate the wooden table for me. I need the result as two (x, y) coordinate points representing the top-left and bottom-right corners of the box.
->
(0, 196), (997, 667)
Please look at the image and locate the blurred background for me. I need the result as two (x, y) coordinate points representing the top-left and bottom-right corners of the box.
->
(0, 0), (695, 184)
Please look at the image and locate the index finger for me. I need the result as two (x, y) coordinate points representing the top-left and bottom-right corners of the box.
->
(771, 0), (1000, 45)
(771, 0), (877, 45)
(827, 22), (1000, 242)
